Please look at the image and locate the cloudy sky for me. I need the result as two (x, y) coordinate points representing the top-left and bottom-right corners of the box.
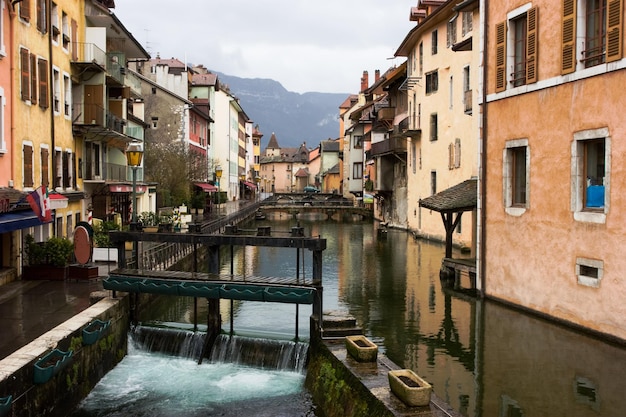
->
(113, 0), (417, 94)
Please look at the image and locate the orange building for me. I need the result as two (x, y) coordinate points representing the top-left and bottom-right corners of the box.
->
(483, 0), (626, 341)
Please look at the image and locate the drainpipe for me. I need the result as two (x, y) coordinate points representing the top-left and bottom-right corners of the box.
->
(47, 0), (56, 235)
(9, 2), (16, 189)
(479, 0), (488, 295)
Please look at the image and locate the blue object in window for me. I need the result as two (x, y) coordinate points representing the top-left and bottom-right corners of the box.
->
(586, 185), (605, 208)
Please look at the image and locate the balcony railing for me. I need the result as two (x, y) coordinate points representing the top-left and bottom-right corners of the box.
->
(107, 52), (126, 85)
(72, 103), (126, 134)
(72, 42), (107, 67)
(82, 161), (143, 182)
(370, 137), (407, 157)
(124, 70), (142, 96)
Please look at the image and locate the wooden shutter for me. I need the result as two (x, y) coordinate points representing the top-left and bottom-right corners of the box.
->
(19, 0), (30, 22)
(36, 0), (44, 32)
(24, 145), (33, 188)
(41, 148), (49, 186)
(30, 55), (37, 103)
(20, 49), (30, 101)
(71, 19), (78, 61)
(526, 7), (538, 83)
(38, 58), (48, 108)
(561, 0), (577, 74)
(606, 0), (623, 62)
(495, 21), (506, 92)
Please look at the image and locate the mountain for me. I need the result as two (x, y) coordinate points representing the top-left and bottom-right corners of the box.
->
(215, 72), (349, 149)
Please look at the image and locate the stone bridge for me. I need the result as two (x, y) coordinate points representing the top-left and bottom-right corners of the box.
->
(259, 193), (373, 221)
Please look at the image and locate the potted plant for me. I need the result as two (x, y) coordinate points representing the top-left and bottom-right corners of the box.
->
(345, 335), (378, 362)
(191, 193), (205, 215)
(139, 211), (159, 233)
(23, 235), (73, 280)
(92, 221), (120, 262)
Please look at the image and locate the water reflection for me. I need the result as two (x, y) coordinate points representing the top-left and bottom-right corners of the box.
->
(138, 218), (626, 417)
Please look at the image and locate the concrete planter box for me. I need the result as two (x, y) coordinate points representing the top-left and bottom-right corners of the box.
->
(345, 335), (378, 362)
(388, 369), (432, 407)
(92, 248), (118, 262)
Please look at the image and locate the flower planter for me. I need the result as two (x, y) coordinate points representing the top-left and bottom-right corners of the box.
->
(388, 369), (432, 407)
(33, 349), (73, 384)
(345, 335), (378, 362)
(22, 265), (68, 281)
(82, 319), (111, 345)
(143, 226), (159, 233)
(0, 395), (12, 417)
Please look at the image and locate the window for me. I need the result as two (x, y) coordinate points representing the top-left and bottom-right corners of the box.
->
(151, 117), (158, 129)
(353, 135), (363, 149)
(430, 171), (437, 195)
(411, 139), (416, 174)
(353, 162), (363, 179)
(38, 58), (48, 109)
(24, 144), (34, 187)
(431, 30), (438, 54)
(54, 149), (62, 188)
(419, 42), (423, 75)
(495, 7), (538, 92)
(62, 11), (70, 50)
(463, 66), (472, 113)
(576, 257), (603, 287)
(425, 70), (438, 94)
(449, 75), (454, 109)
(447, 17), (457, 47)
(462, 11), (473, 36)
(20, 48), (30, 101)
(63, 74), (70, 116)
(53, 68), (60, 113)
(572, 128), (609, 223)
(51, 2), (59, 43)
(36, 0), (47, 34)
(41, 147), (49, 186)
(19, 0), (30, 22)
(562, 0), (622, 73)
(430, 113), (438, 141)
(504, 139), (529, 215)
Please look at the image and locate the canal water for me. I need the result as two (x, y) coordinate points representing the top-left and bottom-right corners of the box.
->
(75, 217), (626, 417)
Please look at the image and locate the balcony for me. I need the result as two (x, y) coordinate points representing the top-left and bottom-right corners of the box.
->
(377, 107), (395, 122)
(124, 70), (142, 96)
(369, 137), (407, 157)
(72, 42), (107, 68)
(72, 103), (126, 134)
(82, 161), (143, 182)
(107, 52), (126, 85)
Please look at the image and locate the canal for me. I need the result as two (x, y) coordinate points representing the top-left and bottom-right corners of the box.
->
(78, 216), (626, 417)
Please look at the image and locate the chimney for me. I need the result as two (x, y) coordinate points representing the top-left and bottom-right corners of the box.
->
(360, 70), (369, 92)
(375, 69), (380, 82)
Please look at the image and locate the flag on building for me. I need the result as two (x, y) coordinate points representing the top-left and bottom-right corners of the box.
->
(26, 186), (52, 222)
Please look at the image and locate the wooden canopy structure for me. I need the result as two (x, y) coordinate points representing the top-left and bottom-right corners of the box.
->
(419, 178), (477, 258)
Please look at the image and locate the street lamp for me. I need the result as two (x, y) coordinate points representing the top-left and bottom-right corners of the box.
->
(215, 166), (222, 214)
(126, 141), (143, 230)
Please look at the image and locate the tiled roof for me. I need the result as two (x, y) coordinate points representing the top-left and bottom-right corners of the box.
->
(419, 178), (477, 213)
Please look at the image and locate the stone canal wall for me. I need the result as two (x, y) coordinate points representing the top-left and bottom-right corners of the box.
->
(0, 293), (129, 417)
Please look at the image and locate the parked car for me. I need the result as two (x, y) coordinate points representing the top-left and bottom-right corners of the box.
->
(303, 186), (320, 193)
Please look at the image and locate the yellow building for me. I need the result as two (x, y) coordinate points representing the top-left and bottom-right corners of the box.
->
(396, 0), (480, 253)
(484, 0), (626, 341)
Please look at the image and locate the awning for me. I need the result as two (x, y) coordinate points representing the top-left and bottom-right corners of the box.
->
(48, 193), (68, 209)
(0, 210), (53, 233)
(195, 182), (218, 192)
(242, 181), (257, 190)
(419, 178), (477, 213)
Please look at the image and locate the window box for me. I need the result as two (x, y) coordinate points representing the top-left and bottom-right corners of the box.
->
(82, 319), (111, 346)
(388, 369), (432, 407)
(345, 335), (378, 362)
(0, 395), (12, 416)
(33, 349), (73, 384)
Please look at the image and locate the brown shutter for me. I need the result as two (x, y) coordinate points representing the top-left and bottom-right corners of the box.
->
(495, 21), (506, 92)
(24, 145), (33, 188)
(20, 49), (30, 101)
(38, 59), (48, 108)
(19, 0), (30, 22)
(606, 0), (623, 63)
(41, 148), (49, 186)
(71, 19), (78, 61)
(561, 0), (577, 74)
(30, 54), (37, 103)
(526, 7), (538, 84)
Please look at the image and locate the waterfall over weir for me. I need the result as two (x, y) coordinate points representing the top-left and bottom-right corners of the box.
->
(130, 325), (309, 372)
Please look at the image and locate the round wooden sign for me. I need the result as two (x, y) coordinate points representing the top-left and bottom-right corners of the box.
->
(74, 225), (92, 265)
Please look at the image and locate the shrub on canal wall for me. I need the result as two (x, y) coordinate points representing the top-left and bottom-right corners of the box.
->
(305, 339), (394, 417)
